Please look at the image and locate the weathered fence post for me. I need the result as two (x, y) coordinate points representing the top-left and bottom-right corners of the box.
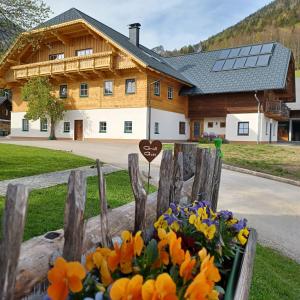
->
(157, 150), (173, 218)
(174, 143), (197, 180)
(128, 153), (147, 233)
(0, 184), (29, 300)
(96, 159), (112, 248)
(170, 151), (183, 205)
(63, 170), (87, 262)
(191, 147), (222, 210)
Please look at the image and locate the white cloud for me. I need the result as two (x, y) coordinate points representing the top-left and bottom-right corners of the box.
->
(44, 0), (271, 50)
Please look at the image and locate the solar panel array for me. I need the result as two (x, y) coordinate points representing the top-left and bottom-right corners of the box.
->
(212, 43), (274, 72)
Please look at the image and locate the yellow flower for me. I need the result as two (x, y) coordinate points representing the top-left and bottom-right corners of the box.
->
(189, 214), (197, 225)
(170, 221), (180, 232)
(237, 228), (249, 245)
(142, 273), (178, 300)
(154, 215), (168, 230)
(179, 251), (196, 283)
(47, 257), (86, 300)
(206, 224), (216, 240)
(197, 207), (208, 220)
(227, 218), (238, 225)
(110, 274), (143, 300)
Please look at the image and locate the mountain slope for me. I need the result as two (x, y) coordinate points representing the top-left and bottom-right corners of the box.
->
(156, 0), (300, 69)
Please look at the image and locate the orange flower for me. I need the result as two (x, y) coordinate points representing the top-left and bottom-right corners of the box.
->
(201, 255), (221, 285)
(198, 247), (208, 262)
(184, 272), (211, 300)
(134, 230), (144, 256)
(110, 274), (143, 300)
(179, 251), (196, 283)
(47, 257), (86, 300)
(142, 273), (178, 300)
(169, 232), (184, 266)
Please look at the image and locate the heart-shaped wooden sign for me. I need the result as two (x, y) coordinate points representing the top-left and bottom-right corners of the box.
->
(139, 140), (162, 162)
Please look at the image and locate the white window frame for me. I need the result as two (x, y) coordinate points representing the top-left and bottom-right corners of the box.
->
(124, 121), (133, 133)
(167, 86), (173, 100)
(22, 119), (29, 131)
(80, 83), (88, 97)
(64, 122), (70, 133)
(99, 121), (107, 133)
(104, 80), (113, 95)
(125, 79), (136, 94)
(179, 122), (186, 135)
(75, 48), (93, 56)
(154, 81), (160, 96)
(40, 119), (48, 132)
(49, 53), (64, 60)
(59, 84), (68, 98)
(154, 122), (159, 134)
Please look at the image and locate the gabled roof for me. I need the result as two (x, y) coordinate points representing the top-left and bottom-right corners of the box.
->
(35, 8), (192, 86)
(164, 42), (292, 95)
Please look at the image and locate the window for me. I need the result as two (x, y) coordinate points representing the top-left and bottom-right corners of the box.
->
(40, 119), (48, 132)
(266, 121), (269, 135)
(60, 84), (67, 98)
(208, 122), (213, 128)
(75, 48), (93, 56)
(237, 122), (249, 136)
(179, 122), (186, 135)
(125, 79), (136, 94)
(22, 119), (29, 131)
(80, 83), (88, 97)
(124, 121), (132, 133)
(154, 81), (160, 96)
(49, 53), (64, 60)
(154, 122), (159, 134)
(99, 121), (107, 133)
(167, 87), (173, 100)
(64, 122), (70, 133)
(104, 80), (113, 95)
(220, 122), (226, 128)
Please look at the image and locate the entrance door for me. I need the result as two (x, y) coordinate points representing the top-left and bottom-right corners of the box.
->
(278, 121), (289, 142)
(74, 120), (83, 141)
(292, 120), (300, 141)
(191, 120), (203, 141)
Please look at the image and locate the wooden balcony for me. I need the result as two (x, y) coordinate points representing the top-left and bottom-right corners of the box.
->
(11, 52), (115, 80)
(265, 100), (290, 121)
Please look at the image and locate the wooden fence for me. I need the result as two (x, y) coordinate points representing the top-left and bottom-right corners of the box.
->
(0, 143), (255, 299)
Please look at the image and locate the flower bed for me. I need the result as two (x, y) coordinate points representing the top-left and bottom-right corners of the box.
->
(45, 200), (251, 300)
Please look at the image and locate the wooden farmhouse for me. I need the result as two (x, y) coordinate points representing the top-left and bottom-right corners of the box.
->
(0, 8), (297, 142)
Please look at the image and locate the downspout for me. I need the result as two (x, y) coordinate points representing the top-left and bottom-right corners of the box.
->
(254, 93), (261, 144)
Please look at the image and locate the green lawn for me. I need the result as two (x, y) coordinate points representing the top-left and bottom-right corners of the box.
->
(250, 244), (300, 300)
(0, 144), (94, 180)
(0, 171), (156, 240)
(163, 143), (300, 181)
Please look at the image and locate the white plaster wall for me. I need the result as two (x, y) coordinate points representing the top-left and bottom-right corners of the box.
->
(225, 113), (278, 142)
(150, 108), (189, 140)
(11, 108), (148, 140)
(203, 117), (226, 136)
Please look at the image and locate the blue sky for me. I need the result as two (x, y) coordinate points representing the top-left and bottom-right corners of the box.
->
(44, 0), (271, 50)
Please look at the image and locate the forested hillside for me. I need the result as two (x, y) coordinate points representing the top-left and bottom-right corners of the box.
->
(155, 0), (300, 69)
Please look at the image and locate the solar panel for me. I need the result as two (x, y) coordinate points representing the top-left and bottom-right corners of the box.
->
(219, 49), (230, 59)
(250, 45), (262, 55)
(212, 60), (225, 71)
(233, 57), (247, 69)
(245, 56), (258, 67)
(228, 48), (241, 58)
(256, 54), (271, 66)
(222, 59), (236, 70)
(239, 46), (251, 56)
(260, 43), (274, 54)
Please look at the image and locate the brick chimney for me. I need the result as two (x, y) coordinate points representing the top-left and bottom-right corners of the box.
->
(128, 23), (141, 47)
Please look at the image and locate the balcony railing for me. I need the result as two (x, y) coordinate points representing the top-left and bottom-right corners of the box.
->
(265, 100), (290, 120)
(11, 52), (114, 80)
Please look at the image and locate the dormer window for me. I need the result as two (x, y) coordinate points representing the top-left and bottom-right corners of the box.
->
(49, 53), (64, 60)
(76, 48), (93, 56)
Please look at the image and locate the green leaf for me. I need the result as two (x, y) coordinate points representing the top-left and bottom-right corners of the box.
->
(145, 239), (158, 267)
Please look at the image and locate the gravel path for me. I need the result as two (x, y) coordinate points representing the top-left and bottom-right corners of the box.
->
(0, 164), (121, 196)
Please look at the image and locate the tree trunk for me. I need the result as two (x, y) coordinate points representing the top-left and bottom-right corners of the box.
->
(50, 118), (56, 140)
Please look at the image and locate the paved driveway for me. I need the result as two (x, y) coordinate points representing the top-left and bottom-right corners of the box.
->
(1, 139), (300, 262)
